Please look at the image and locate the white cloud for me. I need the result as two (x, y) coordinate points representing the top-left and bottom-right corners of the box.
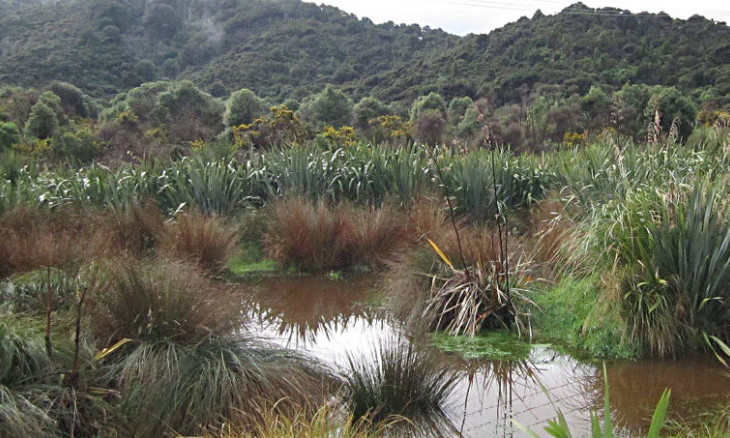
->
(316, 0), (730, 35)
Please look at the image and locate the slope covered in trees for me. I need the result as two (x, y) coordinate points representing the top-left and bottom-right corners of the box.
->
(0, 0), (728, 107)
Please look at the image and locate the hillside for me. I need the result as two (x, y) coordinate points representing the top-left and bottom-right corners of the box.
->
(0, 0), (728, 105)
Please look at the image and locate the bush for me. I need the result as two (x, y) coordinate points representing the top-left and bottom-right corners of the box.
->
(0, 122), (21, 151)
(224, 88), (266, 129)
(24, 102), (58, 140)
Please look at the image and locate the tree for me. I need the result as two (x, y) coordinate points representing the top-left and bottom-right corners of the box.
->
(413, 109), (446, 146)
(411, 93), (447, 145)
(49, 81), (91, 118)
(300, 86), (354, 128)
(646, 87), (698, 141)
(0, 122), (21, 150)
(613, 83), (652, 139)
(448, 96), (473, 124)
(224, 89), (266, 129)
(455, 106), (484, 146)
(353, 97), (387, 131)
(410, 92), (447, 124)
(25, 102), (59, 139)
(580, 86), (611, 130)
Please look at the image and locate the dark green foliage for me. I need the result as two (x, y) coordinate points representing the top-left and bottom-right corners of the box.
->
(300, 86), (354, 128)
(647, 87), (698, 141)
(24, 102), (58, 139)
(353, 97), (387, 131)
(0, 122), (21, 150)
(224, 88), (266, 129)
(0, 0), (729, 112)
(48, 81), (91, 118)
(54, 130), (102, 164)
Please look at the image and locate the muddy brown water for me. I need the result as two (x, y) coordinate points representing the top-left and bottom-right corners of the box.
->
(239, 274), (730, 437)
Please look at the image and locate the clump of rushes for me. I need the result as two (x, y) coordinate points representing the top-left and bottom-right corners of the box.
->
(111, 339), (332, 437)
(342, 337), (458, 423)
(160, 209), (238, 273)
(90, 258), (239, 344)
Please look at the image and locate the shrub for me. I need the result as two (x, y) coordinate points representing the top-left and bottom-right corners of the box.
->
(24, 102), (58, 140)
(161, 209), (238, 272)
(0, 122), (21, 151)
(224, 88), (266, 129)
(343, 338), (458, 422)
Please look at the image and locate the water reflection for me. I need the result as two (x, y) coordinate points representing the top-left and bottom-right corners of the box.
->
(237, 274), (730, 437)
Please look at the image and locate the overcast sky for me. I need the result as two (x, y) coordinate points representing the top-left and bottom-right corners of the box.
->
(316, 0), (730, 35)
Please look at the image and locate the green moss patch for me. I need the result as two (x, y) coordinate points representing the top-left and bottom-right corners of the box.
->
(431, 330), (531, 361)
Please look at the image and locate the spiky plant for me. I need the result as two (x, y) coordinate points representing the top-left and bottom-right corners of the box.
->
(111, 338), (332, 437)
(342, 337), (458, 423)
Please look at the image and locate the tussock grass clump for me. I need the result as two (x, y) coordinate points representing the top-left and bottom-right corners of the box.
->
(92, 203), (166, 257)
(112, 339), (332, 437)
(343, 338), (458, 423)
(161, 209), (238, 272)
(348, 204), (408, 267)
(90, 259), (239, 344)
(0, 315), (54, 387)
(263, 197), (410, 271)
(263, 197), (352, 271)
(0, 206), (87, 276)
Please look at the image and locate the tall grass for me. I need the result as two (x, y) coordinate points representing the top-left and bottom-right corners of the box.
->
(263, 197), (410, 271)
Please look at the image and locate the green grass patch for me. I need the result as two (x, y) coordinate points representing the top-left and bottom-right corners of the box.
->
(431, 330), (531, 361)
(530, 276), (639, 359)
(227, 241), (279, 276)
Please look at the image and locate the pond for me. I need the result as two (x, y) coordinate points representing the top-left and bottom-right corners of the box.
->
(240, 274), (730, 437)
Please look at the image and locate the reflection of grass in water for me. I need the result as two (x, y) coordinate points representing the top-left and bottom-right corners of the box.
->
(431, 330), (531, 360)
